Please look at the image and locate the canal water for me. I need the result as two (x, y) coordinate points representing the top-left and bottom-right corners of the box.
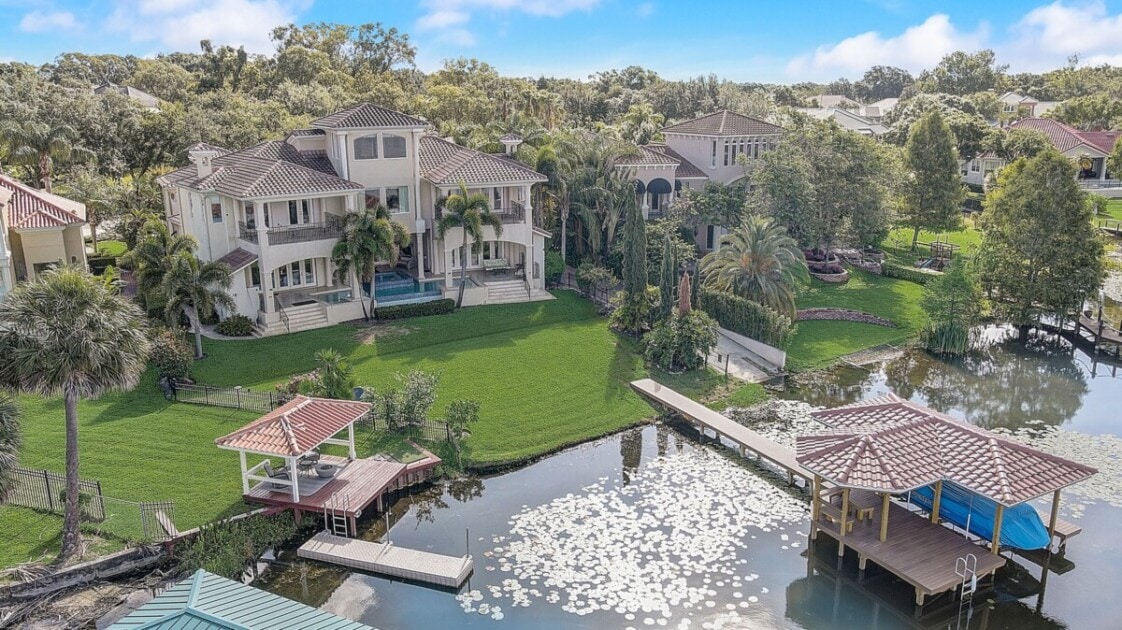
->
(258, 330), (1122, 629)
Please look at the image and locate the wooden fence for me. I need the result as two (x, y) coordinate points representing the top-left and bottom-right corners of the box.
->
(5, 466), (106, 521)
(173, 382), (284, 413)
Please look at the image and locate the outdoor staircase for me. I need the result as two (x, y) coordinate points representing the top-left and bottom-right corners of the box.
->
(483, 279), (553, 305)
(252, 302), (330, 337)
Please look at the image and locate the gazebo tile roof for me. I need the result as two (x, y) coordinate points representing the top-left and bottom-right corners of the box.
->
(798, 394), (1097, 505)
(215, 395), (371, 457)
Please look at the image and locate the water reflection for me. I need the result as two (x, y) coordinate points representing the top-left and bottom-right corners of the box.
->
(620, 427), (642, 485)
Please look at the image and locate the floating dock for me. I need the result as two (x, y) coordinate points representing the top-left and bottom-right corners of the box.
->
(298, 531), (474, 588)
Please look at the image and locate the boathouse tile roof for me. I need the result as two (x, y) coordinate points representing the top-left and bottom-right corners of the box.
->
(797, 394), (1097, 505)
(215, 395), (371, 457)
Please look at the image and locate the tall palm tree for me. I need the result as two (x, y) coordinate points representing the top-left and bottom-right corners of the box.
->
(699, 215), (808, 319)
(437, 182), (502, 307)
(0, 394), (19, 503)
(0, 266), (150, 560)
(0, 121), (88, 192)
(331, 205), (411, 320)
(120, 219), (198, 312)
(161, 252), (234, 359)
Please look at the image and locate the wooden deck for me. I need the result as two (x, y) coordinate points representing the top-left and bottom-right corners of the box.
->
(298, 532), (473, 588)
(630, 378), (812, 484)
(244, 455), (408, 524)
(813, 489), (1005, 605)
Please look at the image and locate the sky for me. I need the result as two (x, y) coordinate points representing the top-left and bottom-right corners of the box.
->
(3, 0), (1122, 83)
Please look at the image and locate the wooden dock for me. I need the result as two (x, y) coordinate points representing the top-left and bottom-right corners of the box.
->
(630, 378), (812, 485)
(244, 454), (439, 535)
(812, 489), (1006, 606)
(298, 532), (473, 588)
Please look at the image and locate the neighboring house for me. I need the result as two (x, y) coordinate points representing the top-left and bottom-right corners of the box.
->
(106, 569), (372, 629)
(617, 110), (784, 252)
(959, 117), (1122, 189)
(157, 103), (550, 336)
(809, 94), (862, 109)
(93, 82), (160, 111)
(861, 98), (899, 121)
(795, 107), (888, 137)
(998, 91), (1040, 117)
(0, 174), (88, 296)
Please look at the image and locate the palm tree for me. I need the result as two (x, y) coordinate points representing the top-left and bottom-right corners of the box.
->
(0, 394), (19, 503)
(0, 121), (88, 192)
(437, 182), (503, 307)
(699, 215), (808, 319)
(120, 219), (198, 312)
(0, 266), (150, 560)
(161, 252), (234, 359)
(331, 205), (411, 320)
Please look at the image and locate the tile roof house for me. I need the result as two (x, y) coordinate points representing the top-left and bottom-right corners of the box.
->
(962, 117), (1122, 187)
(157, 103), (552, 335)
(107, 569), (372, 629)
(0, 174), (88, 296)
(796, 107), (888, 137)
(93, 82), (160, 110)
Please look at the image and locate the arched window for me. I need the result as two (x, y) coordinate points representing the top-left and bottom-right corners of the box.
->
(353, 134), (378, 160)
(383, 134), (407, 159)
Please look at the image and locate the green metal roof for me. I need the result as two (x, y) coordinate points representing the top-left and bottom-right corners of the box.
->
(109, 570), (373, 630)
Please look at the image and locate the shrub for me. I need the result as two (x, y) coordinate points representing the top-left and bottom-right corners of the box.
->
(699, 288), (793, 348)
(149, 326), (193, 379)
(374, 298), (455, 320)
(609, 285), (659, 335)
(215, 314), (254, 336)
(644, 310), (718, 372)
(545, 250), (564, 286)
(176, 513), (307, 579)
(575, 263), (616, 297)
(882, 262), (941, 285)
(87, 254), (117, 275)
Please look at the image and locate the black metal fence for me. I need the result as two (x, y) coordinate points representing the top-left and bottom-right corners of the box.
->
(5, 466), (106, 520)
(173, 382), (285, 413)
(362, 413), (453, 442)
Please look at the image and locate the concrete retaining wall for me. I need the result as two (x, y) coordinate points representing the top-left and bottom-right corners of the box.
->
(719, 327), (786, 369)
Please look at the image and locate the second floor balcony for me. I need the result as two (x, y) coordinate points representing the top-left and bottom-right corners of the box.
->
(239, 213), (346, 246)
(436, 200), (526, 225)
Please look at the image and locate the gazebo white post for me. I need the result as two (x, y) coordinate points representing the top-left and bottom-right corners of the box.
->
(992, 504), (1005, 555)
(1048, 489), (1062, 546)
(288, 456), (300, 502)
(879, 492), (890, 542)
(239, 451), (249, 494)
(930, 480), (943, 524)
(347, 422), (356, 460)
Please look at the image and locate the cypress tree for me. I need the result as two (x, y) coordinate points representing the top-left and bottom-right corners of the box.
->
(622, 195), (648, 295)
(658, 233), (678, 320)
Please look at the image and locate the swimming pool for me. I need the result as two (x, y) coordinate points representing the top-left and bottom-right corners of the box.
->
(369, 269), (442, 304)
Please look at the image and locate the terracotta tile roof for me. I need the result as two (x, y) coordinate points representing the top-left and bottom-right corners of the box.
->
(311, 103), (428, 129)
(1009, 117), (1120, 155)
(797, 394), (1097, 505)
(215, 395), (371, 457)
(0, 175), (85, 230)
(647, 144), (707, 179)
(615, 145), (680, 167)
(662, 110), (783, 137)
(419, 135), (547, 186)
(216, 247), (257, 272)
(159, 142), (361, 199)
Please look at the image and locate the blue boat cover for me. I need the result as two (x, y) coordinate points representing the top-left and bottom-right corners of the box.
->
(907, 482), (1050, 550)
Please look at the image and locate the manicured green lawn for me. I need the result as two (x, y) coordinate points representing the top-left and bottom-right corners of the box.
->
(0, 506), (124, 569)
(787, 270), (927, 371)
(884, 223), (983, 265)
(1100, 200), (1122, 222)
(91, 239), (127, 257)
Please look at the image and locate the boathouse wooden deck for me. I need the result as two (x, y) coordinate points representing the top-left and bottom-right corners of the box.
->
(630, 378), (812, 484)
(298, 532), (473, 588)
(813, 489), (1006, 605)
(244, 455), (407, 523)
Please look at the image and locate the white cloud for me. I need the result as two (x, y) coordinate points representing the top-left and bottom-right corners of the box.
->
(104, 0), (301, 54)
(785, 14), (988, 79)
(416, 0), (600, 46)
(636, 2), (654, 18)
(1004, 1), (1122, 71)
(19, 10), (78, 33)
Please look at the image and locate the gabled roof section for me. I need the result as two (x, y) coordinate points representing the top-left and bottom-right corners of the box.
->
(287, 128), (326, 138)
(311, 103), (428, 130)
(798, 394), (1097, 506)
(615, 145), (680, 168)
(646, 144), (707, 179)
(419, 135), (547, 186)
(663, 110), (783, 137)
(108, 569), (372, 629)
(158, 142), (361, 199)
(216, 395), (371, 457)
(216, 247), (257, 273)
(94, 82), (160, 109)
(0, 175), (85, 230)
(1009, 117), (1120, 155)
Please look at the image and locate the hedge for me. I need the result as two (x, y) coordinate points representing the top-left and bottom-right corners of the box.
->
(698, 288), (793, 348)
(882, 262), (941, 285)
(374, 298), (456, 320)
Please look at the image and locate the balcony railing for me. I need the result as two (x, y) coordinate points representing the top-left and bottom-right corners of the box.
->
(1080, 179), (1122, 190)
(239, 214), (345, 246)
(435, 201), (526, 224)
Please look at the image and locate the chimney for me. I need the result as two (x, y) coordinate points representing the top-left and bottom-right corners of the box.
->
(500, 134), (523, 155)
(188, 144), (220, 178)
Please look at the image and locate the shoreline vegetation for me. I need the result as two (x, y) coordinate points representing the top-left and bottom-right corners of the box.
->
(3, 282), (921, 570)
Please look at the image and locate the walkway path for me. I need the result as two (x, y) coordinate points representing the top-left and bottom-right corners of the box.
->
(707, 329), (779, 383)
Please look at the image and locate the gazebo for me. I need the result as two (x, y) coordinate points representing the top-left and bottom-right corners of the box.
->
(797, 394), (1096, 605)
(215, 395), (371, 502)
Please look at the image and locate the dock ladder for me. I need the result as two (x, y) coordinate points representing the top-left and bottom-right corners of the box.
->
(955, 553), (978, 628)
(324, 491), (351, 537)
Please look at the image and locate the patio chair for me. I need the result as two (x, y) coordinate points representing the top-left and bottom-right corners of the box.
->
(263, 461), (290, 490)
